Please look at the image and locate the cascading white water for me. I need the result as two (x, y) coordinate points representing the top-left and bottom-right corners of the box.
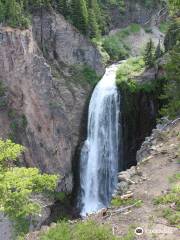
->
(79, 63), (121, 216)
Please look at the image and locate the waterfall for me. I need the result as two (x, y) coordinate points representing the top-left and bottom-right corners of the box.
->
(79, 63), (121, 216)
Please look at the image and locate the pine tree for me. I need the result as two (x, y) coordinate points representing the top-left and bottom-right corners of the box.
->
(160, 41), (180, 118)
(72, 0), (88, 34)
(5, 0), (21, 26)
(143, 39), (155, 68)
(0, 0), (5, 23)
(88, 8), (100, 38)
(154, 40), (163, 60)
(88, 0), (103, 33)
(57, 0), (69, 16)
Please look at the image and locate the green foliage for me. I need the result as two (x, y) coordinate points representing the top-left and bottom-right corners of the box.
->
(140, 0), (158, 8)
(159, 21), (170, 33)
(0, 0), (30, 28)
(164, 19), (180, 51)
(119, 229), (135, 240)
(103, 36), (129, 61)
(72, 0), (88, 34)
(8, 110), (28, 142)
(129, 23), (141, 33)
(41, 221), (71, 240)
(57, 0), (69, 17)
(0, 81), (7, 107)
(154, 191), (180, 206)
(0, 167), (58, 218)
(73, 220), (117, 240)
(0, 138), (58, 237)
(92, 38), (110, 64)
(154, 40), (163, 60)
(71, 64), (100, 86)
(116, 57), (145, 91)
(162, 208), (180, 227)
(160, 41), (180, 118)
(0, 81), (6, 97)
(88, 8), (100, 38)
(102, 24), (140, 61)
(0, 0), (51, 28)
(111, 197), (143, 208)
(143, 39), (155, 68)
(168, 0), (180, 15)
(0, 139), (24, 169)
(40, 220), (118, 240)
(153, 173), (180, 227)
(169, 173), (180, 183)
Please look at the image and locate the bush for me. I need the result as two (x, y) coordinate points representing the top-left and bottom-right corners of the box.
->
(71, 65), (100, 86)
(102, 24), (141, 61)
(0, 139), (58, 237)
(40, 220), (118, 240)
(111, 197), (143, 207)
(159, 21), (170, 33)
(116, 57), (145, 91)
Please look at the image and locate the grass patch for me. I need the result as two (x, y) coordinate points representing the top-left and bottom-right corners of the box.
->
(116, 57), (165, 94)
(129, 23), (141, 33)
(101, 24), (141, 61)
(116, 57), (145, 82)
(111, 197), (143, 208)
(40, 220), (118, 240)
(169, 173), (180, 183)
(71, 65), (100, 86)
(116, 57), (145, 92)
(162, 208), (180, 227)
(159, 21), (170, 33)
(119, 229), (135, 240)
(102, 35), (129, 61)
(153, 173), (180, 227)
(154, 192), (180, 206)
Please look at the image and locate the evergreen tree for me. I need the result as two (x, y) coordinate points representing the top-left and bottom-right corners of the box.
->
(143, 39), (155, 68)
(72, 0), (88, 34)
(88, 8), (100, 38)
(154, 40), (163, 60)
(0, 0), (5, 23)
(160, 41), (180, 118)
(28, 0), (51, 7)
(5, 0), (22, 27)
(57, 0), (69, 17)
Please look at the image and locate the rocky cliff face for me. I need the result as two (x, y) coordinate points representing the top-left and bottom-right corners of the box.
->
(32, 10), (104, 76)
(109, 0), (167, 29)
(119, 67), (164, 170)
(0, 11), (104, 193)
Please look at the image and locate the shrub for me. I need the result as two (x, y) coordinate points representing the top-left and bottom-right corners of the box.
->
(129, 23), (141, 33)
(159, 21), (170, 33)
(162, 208), (180, 226)
(71, 65), (100, 86)
(102, 35), (129, 61)
(40, 220), (119, 240)
(102, 24), (141, 61)
(116, 57), (145, 91)
(111, 197), (143, 207)
(0, 139), (58, 237)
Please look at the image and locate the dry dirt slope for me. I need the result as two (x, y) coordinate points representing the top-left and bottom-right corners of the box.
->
(89, 119), (180, 240)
